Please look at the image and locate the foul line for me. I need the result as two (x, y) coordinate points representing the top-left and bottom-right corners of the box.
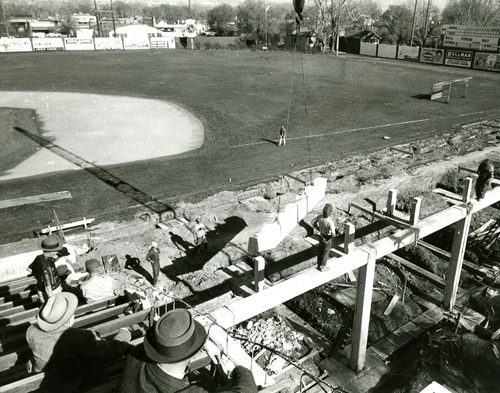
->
(229, 109), (500, 149)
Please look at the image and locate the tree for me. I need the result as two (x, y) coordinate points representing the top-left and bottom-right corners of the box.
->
(304, 0), (382, 49)
(207, 3), (235, 35)
(441, 0), (500, 26)
(374, 4), (413, 45)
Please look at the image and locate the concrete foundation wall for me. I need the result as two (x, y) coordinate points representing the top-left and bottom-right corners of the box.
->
(248, 177), (327, 255)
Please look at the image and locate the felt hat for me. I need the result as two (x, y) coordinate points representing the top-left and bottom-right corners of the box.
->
(39, 235), (63, 252)
(144, 309), (207, 364)
(56, 265), (70, 276)
(37, 292), (78, 332)
(85, 259), (101, 272)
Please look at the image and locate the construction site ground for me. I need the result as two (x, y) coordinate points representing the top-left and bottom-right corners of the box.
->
(3, 118), (500, 393)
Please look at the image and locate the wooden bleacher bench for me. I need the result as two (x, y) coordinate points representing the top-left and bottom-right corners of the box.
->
(0, 309), (152, 393)
(429, 76), (472, 104)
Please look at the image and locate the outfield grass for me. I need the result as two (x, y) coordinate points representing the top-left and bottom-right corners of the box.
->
(0, 49), (499, 242)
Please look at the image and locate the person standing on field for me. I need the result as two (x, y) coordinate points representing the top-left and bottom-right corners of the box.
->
(278, 125), (286, 146)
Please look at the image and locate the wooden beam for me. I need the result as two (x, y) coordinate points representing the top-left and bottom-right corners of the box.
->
(410, 197), (421, 226)
(349, 202), (410, 229)
(386, 189), (397, 216)
(443, 212), (472, 311)
(0, 192), (72, 210)
(387, 253), (447, 288)
(462, 178), (473, 203)
(343, 222), (355, 254)
(350, 255), (376, 372)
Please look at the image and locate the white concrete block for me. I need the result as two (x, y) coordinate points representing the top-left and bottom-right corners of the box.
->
(294, 197), (308, 221)
(257, 221), (281, 252)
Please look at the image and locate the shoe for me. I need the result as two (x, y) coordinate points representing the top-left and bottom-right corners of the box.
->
(317, 266), (329, 272)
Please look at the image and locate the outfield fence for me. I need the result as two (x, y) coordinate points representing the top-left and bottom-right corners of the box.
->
(360, 42), (500, 72)
(0, 36), (176, 53)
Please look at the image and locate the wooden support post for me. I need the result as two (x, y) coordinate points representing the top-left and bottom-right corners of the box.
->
(409, 197), (421, 226)
(447, 83), (452, 104)
(343, 222), (355, 254)
(350, 252), (376, 373)
(462, 177), (473, 203)
(443, 211), (472, 311)
(386, 189), (397, 217)
(254, 256), (265, 292)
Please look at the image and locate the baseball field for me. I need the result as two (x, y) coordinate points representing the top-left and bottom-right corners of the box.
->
(0, 49), (499, 242)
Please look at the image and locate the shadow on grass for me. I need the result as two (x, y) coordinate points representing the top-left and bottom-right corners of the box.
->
(13, 126), (176, 218)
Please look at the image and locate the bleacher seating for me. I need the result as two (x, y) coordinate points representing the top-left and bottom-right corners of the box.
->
(0, 272), (154, 393)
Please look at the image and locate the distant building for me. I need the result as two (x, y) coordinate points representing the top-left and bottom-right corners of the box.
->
(154, 18), (200, 37)
(71, 14), (97, 28)
(8, 17), (60, 37)
(111, 24), (164, 39)
(339, 30), (380, 54)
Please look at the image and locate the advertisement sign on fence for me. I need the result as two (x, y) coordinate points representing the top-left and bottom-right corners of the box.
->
(445, 50), (473, 68)
(360, 42), (377, 57)
(32, 38), (64, 51)
(419, 48), (444, 64)
(0, 38), (32, 52)
(473, 52), (500, 72)
(397, 45), (419, 61)
(123, 38), (150, 50)
(64, 38), (94, 51)
(95, 38), (123, 50)
(377, 44), (397, 59)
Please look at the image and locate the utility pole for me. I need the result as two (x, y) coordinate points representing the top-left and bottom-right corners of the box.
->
(110, 0), (116, 37)
(422, 0), (432, 48)
(410, 0), (418, 46)
(331, 0), (334, 52)
(265, 0), (270, 49)
(93, 0), (102, 37)
(0, 0), (10, 37)
(336, 0), (341, 56)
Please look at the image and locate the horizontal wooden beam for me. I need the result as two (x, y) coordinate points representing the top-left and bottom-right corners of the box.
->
(0, 192), (72, 210)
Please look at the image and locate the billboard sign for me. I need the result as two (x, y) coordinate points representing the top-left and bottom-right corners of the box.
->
(123, 38), (150, 50)
(32, 38), (64, 51)
(419, 48), (444, 64)
(442, 25), (500, 52)
(397, 45), (419, 61)
(95, 38), (123, 50)
(0, 38), (32, 52)
(445, 50), (473, 68)
(64, 38), (94, 51)
(473, 52), (500, 72)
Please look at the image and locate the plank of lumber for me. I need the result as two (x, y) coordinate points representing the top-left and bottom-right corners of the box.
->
(349, 202), (411, 229)
(432, 188), (463, 202)
(0, 192), (72, 210)
(417, 240), (490, 277)
(384, 294), (400, 315)
(387, 253), (447, 288)
(38, 218), (95, 236)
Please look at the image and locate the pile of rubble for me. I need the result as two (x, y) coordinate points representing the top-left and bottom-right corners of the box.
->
(234, 314), (306, 374)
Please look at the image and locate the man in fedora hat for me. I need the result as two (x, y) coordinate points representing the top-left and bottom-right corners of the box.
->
(28, 234), (64, 303)
(26, 292), (132, 392)
(119, 308), (257, 393)
(80, 259), (115, 304)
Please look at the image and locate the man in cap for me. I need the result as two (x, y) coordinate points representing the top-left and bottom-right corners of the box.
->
(80, 258), (115, 303)
(28, 234), (63, 303)
(146, 241), (161, 286)
(26, 292), (132, 392)
(119, 308), (257, 393)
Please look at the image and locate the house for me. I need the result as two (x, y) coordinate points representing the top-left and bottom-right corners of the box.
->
(109, 24), (164, 39)
(339, 30), (380, 54)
